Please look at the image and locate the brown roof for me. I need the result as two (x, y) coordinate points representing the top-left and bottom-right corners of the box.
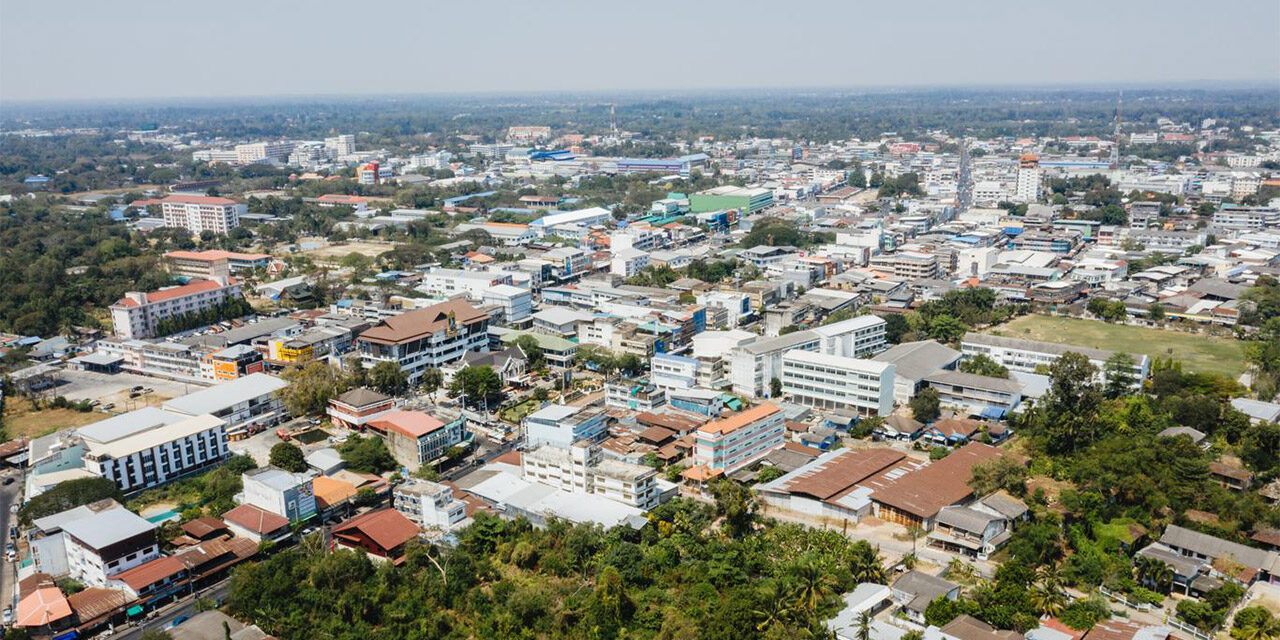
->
(66, 587), (134, 623)
(175, 535), (257, 574)
(1209, 462), (1254, 482)
(698, 403), (780, 436)
(781, 448), (908, 501)
(929, 418), (984, 438)
(358, 299), (487, 345)
(636, 426), (677, 445)
(222, 504), (289, 535)
(1252, 528), (1280, 549)
(492, 450), (523, 466)
(867, 442), (1016, 520)
(109, 556), (186, 590)
(940, 615), (1022, 640)
(313, 476), (358, 509)
(180, 517), (228, 540)
(332, 509), (419, 552)
(636, 411), (706, 434)
(331, 387), (392, 408)
(1085, 619), (1170, 640)
(0, 438), (29, 457)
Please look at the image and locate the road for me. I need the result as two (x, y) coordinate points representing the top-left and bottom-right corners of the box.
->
(1, 468), (20, 615)
(956, 138), (973, 213)
(113, 581), (231, 640)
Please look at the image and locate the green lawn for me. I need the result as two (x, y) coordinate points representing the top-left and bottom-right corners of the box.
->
(987, 315), (1248, 378)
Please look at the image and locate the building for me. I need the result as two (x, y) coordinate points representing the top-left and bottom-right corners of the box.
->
(922, 370), (1024, 417)
(221, 503), (291, 544)
(161, 373), (288, 439)
(327, 388), (396, 430)
(812, 315), (888, 358)
(199, 344), (264, 382)
(356, 299), (491, 384)
(688, 403), (785, 477)
(960, 332), (1149, 387)
(234, 141), (293, 164)
(781, 351), (895, 416)
(524, 404), (608, 448)
(605, 378), (667, 411)
(651, 352), (701, 390)
(325, 134), (355, 156)
(481, 284), (533, 324)
(393, 479), (468, 530)
(869, 252), (941, 280)
(164, 250), (270, 278)
(418, 268), (514, 300)
(611, 248), (651, 278)
(239, 466), (317, 523)
(160, 195), (245, 234)
(331, 509), (420, 563)
(368, 410), (466, 472)
(690, 186), (774, 214)
(109, 277), (244, 340)
(1213, 204), (1280, 231)
(522, 442), (661, 510)
(77, 410), (230, 493)
(872, 340), (963, 404)
(1014, 156), (1042, 203)
(730, 330), (822, 398)
(60, 507), (160, 587)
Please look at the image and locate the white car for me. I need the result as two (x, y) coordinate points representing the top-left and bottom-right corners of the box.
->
(2, 607), (12, 624)
(7, 505), (16, 515)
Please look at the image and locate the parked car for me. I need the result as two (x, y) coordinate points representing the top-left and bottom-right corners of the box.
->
(3, 607), (12, 624)
(2, 477), (13, 486)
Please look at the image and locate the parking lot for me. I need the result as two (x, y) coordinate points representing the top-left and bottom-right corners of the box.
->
(229, 416), (353, 466)
(46, 368), (200, 409)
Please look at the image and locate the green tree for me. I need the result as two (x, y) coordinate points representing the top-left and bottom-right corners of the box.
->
(369, 360), (409, 396)
(20, 477), (124, 524)
(909, 388), (941, 423)
(710, 479), (757, 538)
(958, 354), (1010, 378)
(1103, 352), (1138, 398)
(338, 435), (398, 473)
(451, 365), (502, 407)
(769, 377), (783, 398)
(969, 456), (1028, 496)
(269, 442), (308, 473)
(1034, 351), (1102, 453)
(513, 334), (545, 369)
(278, 361), (348, 416)
(420, 367), (443, 399)
(928, 314), (967, 343)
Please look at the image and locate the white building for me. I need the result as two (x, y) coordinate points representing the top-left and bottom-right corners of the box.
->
(109, 277), (244, 340)
(356, 299), (491, 384)
(696, 291), (753, 328)
(521, 442), (660, 510)
(324, 134), (355, 157)
(60, 507), (160, 587)
(417, 268), (514, 300)
(161, 372), (288, 438)
(960, 332), (1149, 386)
(239, 466), (317, 523)
(79, 410), (230, 493)
(1015, 166), (1042, 203)
(482, 284), (533, 324)
(650, 352), (701, 390)
(811, 315), (888, 359)
(610, 248), (650, 278)
(393, 479), (467, 529)
(781, 351), (895, 416)
(160, 195), (246, 234)
(524, 404), (608, 448)
(235, 141), (294, 164)
(730, 330), (822, 398)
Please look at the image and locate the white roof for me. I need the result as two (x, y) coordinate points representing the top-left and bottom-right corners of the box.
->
(78, 407), (187, 444)
(535, 207), (612, 228)
(782, 349), (894, 374)
(163, 373), (286, 416)
(532, 308), (593, 326)
(85, 414), (226, 459)
(811, 314), (886, 338)
(526, 404), (581, 422)
(60, 507), (155, 551)
(485, 284), (529, 297)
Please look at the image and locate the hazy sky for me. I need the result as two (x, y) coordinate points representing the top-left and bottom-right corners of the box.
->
(2, 0), (1278, 102)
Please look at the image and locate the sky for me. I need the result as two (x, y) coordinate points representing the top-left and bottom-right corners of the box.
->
(2, 0), (1278, 102)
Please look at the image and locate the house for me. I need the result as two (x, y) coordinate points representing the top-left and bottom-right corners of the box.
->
(1209, 462), (1254, 491)
(920, 417), (985, 446)
(891, 570), (960, 624)
(327, 388), (395, 430)
(1083, 619), (1172, 640)
(1156, 426), (1208, 449)
(876, 414), (923, 441)
(1156, 524), (1279, 585)
(331, 508), (420, 564)
(940, 615), (1023, 640)
(929, 505), (1011, 559)
(1231, 398), (1280, 425)
(447, 345), (529, 387)
(221, 504), (291, 543)
(106, 556), (189, 606)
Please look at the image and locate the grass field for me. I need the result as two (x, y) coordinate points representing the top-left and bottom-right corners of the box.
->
(987, 315), (1248, 378)
(2, 397), (105, 440)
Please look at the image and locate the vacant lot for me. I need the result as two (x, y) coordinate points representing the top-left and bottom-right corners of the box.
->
(988, 315), (1248, 378)
(298, 240), (397, 262)
(2, 397), (104, 439)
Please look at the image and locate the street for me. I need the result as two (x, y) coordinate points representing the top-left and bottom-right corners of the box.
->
(0, 467), (20, 616)
(112, 581), (231, 640)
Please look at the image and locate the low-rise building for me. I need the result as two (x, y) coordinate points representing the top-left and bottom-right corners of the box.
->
(393, 479), (468, 530)
(521, 442), (661, 509)
(356, 299), (491, 384)
(524, 404), (608, 448)
(327, 388), (396, 430)
(239, 466), (317, 524)
(781, 351), (895, 416)
(368, 409), (466, 472)
(922, 370), (1023, 417)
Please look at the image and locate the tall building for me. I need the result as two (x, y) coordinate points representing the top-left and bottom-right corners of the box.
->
(688, 403), (785, 476)
(356, 299), (491, 383)
(324, 134), (355, 157)
(109, 277), (244, 339)
(1015, 155), (1042, 203)
(76, 409), (231, 493)
(160, 195), (246, 234)
(234, 141), (294, 164)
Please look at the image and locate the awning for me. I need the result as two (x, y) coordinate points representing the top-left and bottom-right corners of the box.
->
(126, 605), (144, 616)
(980, 406), (1007, 419)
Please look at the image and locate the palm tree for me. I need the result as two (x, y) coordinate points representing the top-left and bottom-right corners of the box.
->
(1134, 556), (1174, 593)
(849, 542), (887, 584)
(1029, 581), (1067, 617)
(791, 557), (838, 614)
(753, 580), (794, 633)
(856, 611), (873, 640)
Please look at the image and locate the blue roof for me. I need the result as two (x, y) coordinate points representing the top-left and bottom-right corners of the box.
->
(443, 191), (496, 206)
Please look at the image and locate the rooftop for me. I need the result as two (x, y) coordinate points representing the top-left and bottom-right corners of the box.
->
(163, 373), (286, 416)
(698, 403), (781, 436)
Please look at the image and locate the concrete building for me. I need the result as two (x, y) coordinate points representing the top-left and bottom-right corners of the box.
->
(610, 248), (651, 278)
(688, 403), (785, 477)
(327, 388), (395, 430)
(164, 250), (270, 278)
(160, 195), (245, 234)
(781, 351), (895, 416)
(524, 404), (608, 448)
(481, 284), (533, 324)
(161, 372), (288, 439)
(109, 277), (244, 339)
(730, 330), (822, 398)
(60, 507), (160, 587)
(922, 370), (1023, 416)
(690, 186), (774, 214)
(521, 442), (661, 510)
(356, 299), (491, 384)
(239, 466), (317, 524)
(393, 479), (467, 530)
(959, 332), (1149, 387)
(76, 409), (230, 493)
(812, 315), (888, 359)
(368, 409), (466, 472)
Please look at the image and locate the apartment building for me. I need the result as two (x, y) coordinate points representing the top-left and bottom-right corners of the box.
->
(730, 330), (822, 398)
(611, 248), (651, 278)
(59, 408), (230, 493)
(109, 277), (244, 339)
(418, 268), (514, 300)
(324, 134), (355, 157)
(60, 507), (161, 587)
(1213, 204), (1280, 231)
(521, 442), (660, 510)
(393, 479), (467, 529)
(869, 251), (941, 279)
(812, 314), (888, 358)
(356, 299), (491, 384)
(525, 404), (608, 448)
(164, 250), (270, 278)
(960, 332), (1149, 386)
(781, 351), (895, 416)
(605, 378), (667, 412)
(688, 403), (785, 476)
(160, 195), (246, 234)
(482, 284), (533, 324)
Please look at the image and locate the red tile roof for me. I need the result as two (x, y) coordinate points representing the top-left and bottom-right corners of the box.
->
(698, 403), (780, 436)
(113, 278), (237, 308)
(17, 585), (72, 627)
(332, 508), (419, 552)
(222, 504), (289, 535)
(370, 410), (446, 439)
(165, 249), (270, 262)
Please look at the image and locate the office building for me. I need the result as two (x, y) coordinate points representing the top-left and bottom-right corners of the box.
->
(240, 466), (317, 524)
(356, 299), (491, 384)
(368, 410), (466, 472)
(812, 315), (888, 358)
(524, 404), (607, 448)
(688, 403), (785, 476)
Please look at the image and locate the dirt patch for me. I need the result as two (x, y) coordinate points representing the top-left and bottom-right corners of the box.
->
(298, 240), (397, 262)
(2, 397), (105, 439)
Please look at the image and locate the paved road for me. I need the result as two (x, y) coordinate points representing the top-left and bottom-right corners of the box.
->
(113, 581), (231, 640)
(0, 468), (20, 615)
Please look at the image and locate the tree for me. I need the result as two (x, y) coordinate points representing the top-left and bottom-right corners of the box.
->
(338, 435), (398, 473)
(848, 540), (886, 584)
(1103, 352), (1138, 398)
(909, 388), (941, 423)
(269, 442), (308, 473)
(769, 377), (783, 398)
(279, 361), (347, 416)
(20, 477), (124, 524)
(451, 365), (502, 407)
(710, 479), (757, 538)
(927, 314), (966, 343)
(1035, 351), (1102, 453)
(420, 367), (443, 399)
(1148, 302), (1166, 322)
(513, 334), (545, 369)
(789, 554), (837, 613)
(369, 360), (408, 396)
(958, 354), (1010, 378)
(969, 456), (1028, 496)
